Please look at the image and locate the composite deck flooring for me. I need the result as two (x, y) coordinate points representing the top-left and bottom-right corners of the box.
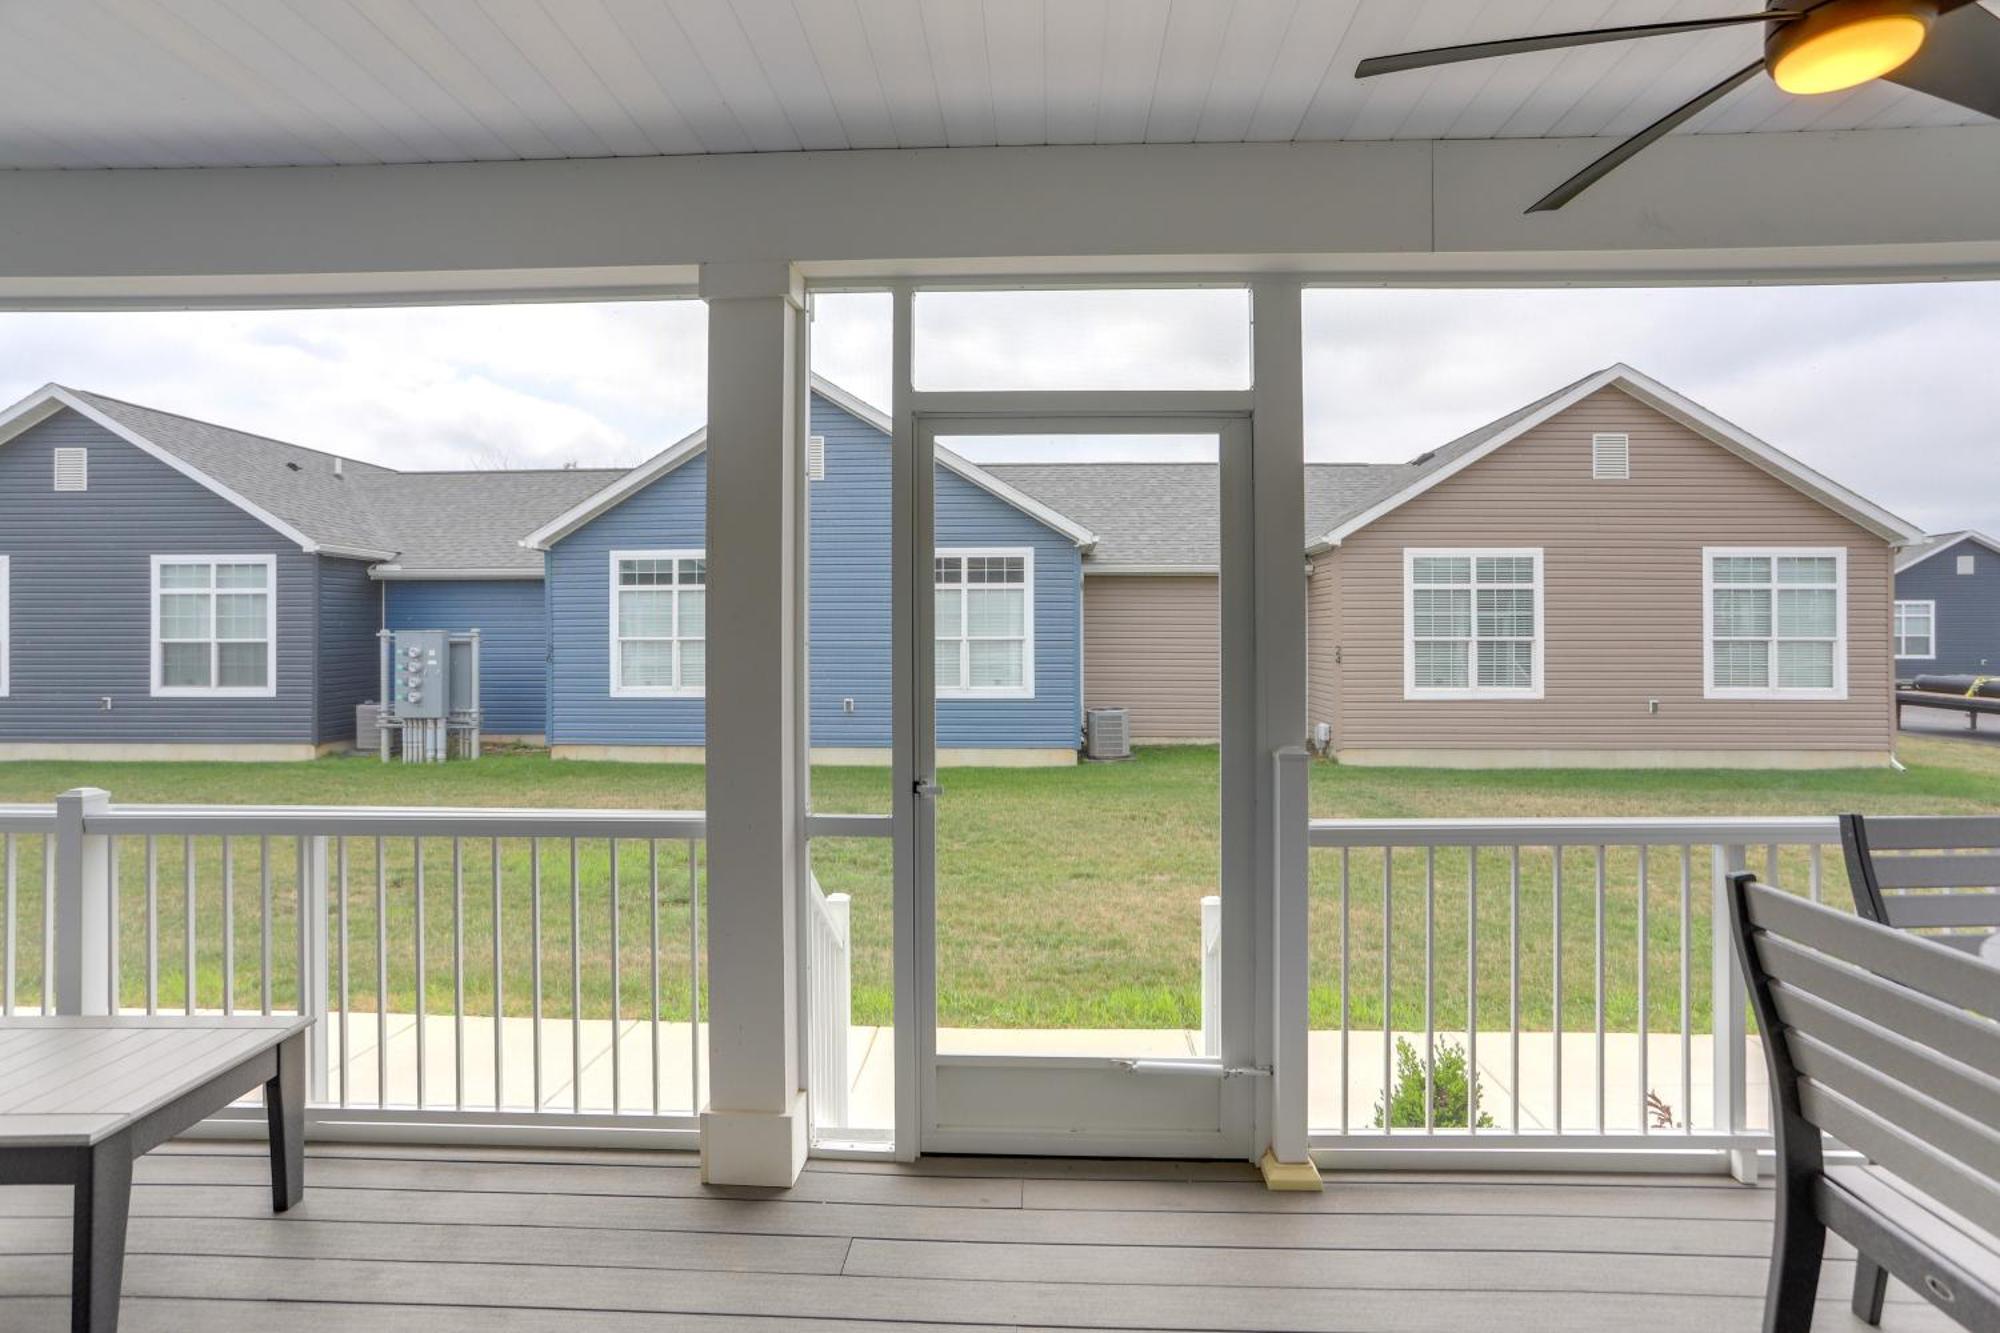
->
(0, 1141), (1963, 1331)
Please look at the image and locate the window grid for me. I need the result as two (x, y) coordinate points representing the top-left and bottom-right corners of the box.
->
(611, 550), (705, 697)
(1405, 549), (1542, 699)
(1894, 600), (1935, 660)
(1704, 548), (1845, 699)
(150, 556), (275, 697)
(935, 548), (1033, 698)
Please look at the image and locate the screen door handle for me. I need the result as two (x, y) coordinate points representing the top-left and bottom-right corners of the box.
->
(913, 776), (944, 799)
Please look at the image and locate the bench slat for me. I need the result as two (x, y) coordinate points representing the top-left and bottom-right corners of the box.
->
(1755, 933), (2000, 1079)
(1871, 850), (2000, 890)
(1771, 986), (2000, 1130)
(1791, 1038), (2000, 1189)
(1877, 894), (2000, 930)
(1801, 1083), (2000, 1238)
(1849, 814), (2000, 851)
(1745, 884), (1999, 1018)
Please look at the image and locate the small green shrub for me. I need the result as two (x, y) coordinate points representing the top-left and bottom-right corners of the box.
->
(1372, 1037), (1495, 1129)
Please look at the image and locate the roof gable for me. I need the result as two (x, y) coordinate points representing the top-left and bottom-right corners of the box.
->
(1896, 529), (2000, 574)
(1306, 364), (1922, 552)
(521, 376), (1099, 552)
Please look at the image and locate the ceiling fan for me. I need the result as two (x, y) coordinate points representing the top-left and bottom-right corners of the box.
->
(1354, 0), (2000, 212)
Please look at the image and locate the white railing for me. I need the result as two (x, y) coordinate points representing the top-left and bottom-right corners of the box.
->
(805, 875), (852, 1130)
(1304, 815), (1845, 1171)
(1198, 894), (1221, 1057)
(5, 789), (708, 1144)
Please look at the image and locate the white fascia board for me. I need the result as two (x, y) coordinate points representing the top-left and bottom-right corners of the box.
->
(370, 565), (544, 581)
(519, 426), (707, 550)
(1306, 363), (1922, 551)
(1083, 564), (1219, 576)
(0, 384), (332, 554)
(1895, 530), (2000, 573)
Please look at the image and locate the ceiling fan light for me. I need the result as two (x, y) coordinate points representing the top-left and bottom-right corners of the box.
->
(1768, 0), (1934, 95)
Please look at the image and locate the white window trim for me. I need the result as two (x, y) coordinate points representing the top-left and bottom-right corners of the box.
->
(609, 548), (705, 699)
(0, 555), (9, 698)
(1894, 598), (1937, 661)
(1702, 546), (1847, 701)
(1402, 547), (1545, 701)
(935, 545), (1036, 701)
(148, 554), (278, 699)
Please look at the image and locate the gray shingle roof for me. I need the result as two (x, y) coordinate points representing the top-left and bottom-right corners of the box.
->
(355, 468), (625, 574)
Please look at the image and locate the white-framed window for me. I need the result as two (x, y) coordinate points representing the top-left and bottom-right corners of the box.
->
(935, 548), (1034, 699)
(0, 555), (9, 698)
(1403, 548), (1544, 699)
(149, 555), (277, 698)
(1894, 599), (1936, 660)
(610, 549), (705, 697)
(1703, 547), (1846, 700)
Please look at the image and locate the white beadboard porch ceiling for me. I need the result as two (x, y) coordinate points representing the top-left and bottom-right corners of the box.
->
(2, 0), (1993, 170)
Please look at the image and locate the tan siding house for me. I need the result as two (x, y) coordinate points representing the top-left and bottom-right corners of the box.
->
(1308, 374), (1910, 767)
(1085, 574), (1219, 741)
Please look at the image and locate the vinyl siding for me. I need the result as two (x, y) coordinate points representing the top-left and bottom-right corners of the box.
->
(0, 408), (317, 744)
(549, 392), (1083, 751)
(315, 557), (379, 744)
(1083, 574), (1217, 741)
(1894, 538), (2000, 677)
(1306, 557), (1340, 738)
(385, 579), (549, 736)
(1322, 387), (1895, 755)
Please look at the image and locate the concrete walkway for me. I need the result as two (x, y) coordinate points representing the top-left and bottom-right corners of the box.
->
(305, 1012), (1765, 1137)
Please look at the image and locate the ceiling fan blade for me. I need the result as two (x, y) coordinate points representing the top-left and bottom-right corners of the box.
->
(1527, 61), (1765, 212)
(1355, 12), (1797, 79)
(1883, 1), (2000, 119)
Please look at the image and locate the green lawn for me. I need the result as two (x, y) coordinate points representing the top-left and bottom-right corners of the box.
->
(1, 737), (1995, 1032)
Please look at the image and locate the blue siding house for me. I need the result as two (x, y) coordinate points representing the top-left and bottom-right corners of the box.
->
(1894, 531), (2000, 678)
(523, 383), (1092, 762)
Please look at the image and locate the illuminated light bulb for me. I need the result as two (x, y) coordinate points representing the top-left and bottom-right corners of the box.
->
(1768, 0), (1934, 96)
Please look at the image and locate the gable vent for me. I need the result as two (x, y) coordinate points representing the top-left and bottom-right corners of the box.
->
(1590, 432), (1630, 480)
(52, 447), (87, 492)
(806, 434), (826, 482)
(1959, 553), (1976, 575)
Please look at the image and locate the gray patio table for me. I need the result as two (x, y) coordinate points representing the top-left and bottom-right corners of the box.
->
(0, 1015), (311, 1332)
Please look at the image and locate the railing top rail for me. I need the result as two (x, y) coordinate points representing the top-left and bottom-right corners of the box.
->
(81, 803), (707, 839)
(1308, 814), (1841, 848)
(0, 803), (58, 833)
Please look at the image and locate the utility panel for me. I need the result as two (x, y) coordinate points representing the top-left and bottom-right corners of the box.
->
(391, 630), (449, 720)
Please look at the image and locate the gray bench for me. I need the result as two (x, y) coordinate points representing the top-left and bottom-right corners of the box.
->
(1841, 813), (2000, 958)
(0, 1015), (311, 1332)
(1727, 875), (1999, 1332)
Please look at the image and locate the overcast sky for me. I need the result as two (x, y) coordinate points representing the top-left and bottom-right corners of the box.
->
(3, 281), (1994, 535)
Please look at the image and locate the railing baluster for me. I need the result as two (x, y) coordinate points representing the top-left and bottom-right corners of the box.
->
(1551, 845), (1563, 1136)
(1638, 844), (1649, 1136)
(222, 836), (235, 1016)
(1593, 845), (1606, 1133)
(570, 837), (582, 1114)
(1809, 843), (1823, 904)
(453, 836), (465, 1111)
(689, 839), (701, 1116)
(182, 837), (196, 1015)
(415, 836), (427, 1109)
(1338, 846), (1349, 1136)
(532, 839), (544, 1112)
(610, 838), (622, 1113)
(259, 836), (272, 1015)
(492, 836), (503, 1112)
(3, 833), (13, 1016)
(1423, 847), (1435, 1133)
(1381, 847), (1392, 1135)
(1509, 845), (1520, 1134)
(106, 837), (120, 1014)
(144, 837), (157, 1016)
(1467, 845), (1477, 1135)
(1679, 844), (1692, 1136)
(650, 838), (661, 1117)
(374, 837), (387, 1110)
(42, 836), (54, 1014)
(337, 837), (349, 1109)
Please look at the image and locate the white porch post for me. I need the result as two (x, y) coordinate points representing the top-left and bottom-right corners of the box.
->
(698, 260), (810, 1187)
(1250, 280), (1316, 1185)
(53, 787), (113, 1017)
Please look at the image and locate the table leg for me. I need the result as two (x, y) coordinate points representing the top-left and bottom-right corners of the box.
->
(266, 1030), (305, 1212)
(71, 1138), (132, 1333)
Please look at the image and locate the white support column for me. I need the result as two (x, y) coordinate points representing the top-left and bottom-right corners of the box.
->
(1249, 279), (1316, 1187)
(699, 260), (811, 1187)
(53, 787), (112, 1017)
(300, 835), (332, 1103)
(1712, 842), (1756, 1183)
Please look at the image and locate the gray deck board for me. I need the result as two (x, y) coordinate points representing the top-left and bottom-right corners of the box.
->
(0, 1145), (1967, 1330)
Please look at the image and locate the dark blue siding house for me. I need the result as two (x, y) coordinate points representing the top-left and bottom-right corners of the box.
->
(0, 378), (1092, 763)
(1894, 530), (2000, 679)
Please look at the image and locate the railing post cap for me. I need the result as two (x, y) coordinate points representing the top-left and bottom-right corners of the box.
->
(55, 787), (110, 806)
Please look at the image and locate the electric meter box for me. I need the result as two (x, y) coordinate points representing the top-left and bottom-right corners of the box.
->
(392, 630), (449, 720)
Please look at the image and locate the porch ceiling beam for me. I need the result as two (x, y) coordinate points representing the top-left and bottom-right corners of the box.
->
(1, 129), (1998, 306)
